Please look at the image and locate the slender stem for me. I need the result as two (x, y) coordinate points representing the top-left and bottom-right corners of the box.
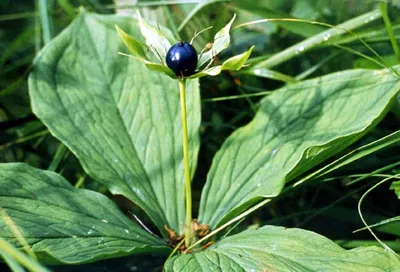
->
(357, 174), (400, 255)
(380, 1), (400, 62)
(179, 79), (193, 248)
(38, 0), (52, 45)
(0, 237), (50, 272)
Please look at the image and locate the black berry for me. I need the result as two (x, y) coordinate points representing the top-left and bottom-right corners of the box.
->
(166, 42), (198, 77)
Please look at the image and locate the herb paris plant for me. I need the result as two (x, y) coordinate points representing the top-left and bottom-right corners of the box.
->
(116, 12), (253, 248)
(0, 10), (399, 272)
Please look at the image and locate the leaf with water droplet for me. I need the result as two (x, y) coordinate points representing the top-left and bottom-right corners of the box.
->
(0, 163), (169, 264)
(200, 65), (400, 229)
(29, 11), (201, 236)
(165, 226), (400, 271)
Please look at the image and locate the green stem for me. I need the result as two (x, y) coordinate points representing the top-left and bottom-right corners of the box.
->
(0, 237), (50, 272)
(241, 9), (382, 69)
(380, 1), (400, 62)
(38, 0), (52, 45)
(179, 79), (193, 248)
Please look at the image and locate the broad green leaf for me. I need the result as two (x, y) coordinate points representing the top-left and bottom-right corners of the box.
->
(115, 25), (148, 61)
(197, 14), (236, 69)
(189, 46), (253, 79)
(390, 181), (400, 199)
(137, 12), (172, 63)
(165, 226), (400, 271)
(28, 12), (201, 235)
(0, 163), (169, 264)
(199, 67), (400, 229)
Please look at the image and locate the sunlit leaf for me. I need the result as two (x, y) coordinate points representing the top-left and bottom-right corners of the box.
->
(29, 12), (201, 235)
(145, 62), (177, 78)
(390, 181), (400, 199)
(115, 25), (148, 61)
(199, 67), (400, 228)
(190, 46), (253, 79)
(165, 226), (400, 271)
(197, 14), (236, 68)
(137, 12), (172, 63)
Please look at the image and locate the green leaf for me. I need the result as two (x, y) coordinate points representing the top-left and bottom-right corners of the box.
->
(199, 67), (400, 229)
(165, 226), (400, 271)
(137, 12), (172, 63)
(28, 12), (201, 235)
(221, 45), (254, 70)
(0, 163), (169, 264)
(390, 181), (400, 199)
(189, 46), (253, 79)
(115, 25), (148, 61)
(197, 14), (236, 69)
(145, 62), (177, 78)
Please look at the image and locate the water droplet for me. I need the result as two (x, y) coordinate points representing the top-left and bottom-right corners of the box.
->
(271, 148), (278, 155)
(88, 229), (94, 235)
(253, 173), (260, 181)
(296, 46), (305, 54)
(257, 183), (261, 188)
(44, 232), (49, 236)
(114, 159), (119, 163)
(133, 188), (145, 200)
(136, 235), (140, 238)
(365, 15), (375, 23)
(262, 160), (271, 170)
(101, 219), (108, 223)
(323, 33), (331, 41)
(72, 235), (77, 238)
(97, 237), (104, 244)
(130, 266), (138, 271)
(125, 229), (130, 234)
(374, 70), (383, 76)
(254, 69), (261, 75)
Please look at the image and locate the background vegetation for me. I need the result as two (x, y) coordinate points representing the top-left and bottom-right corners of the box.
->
(1, 0), (399, 271)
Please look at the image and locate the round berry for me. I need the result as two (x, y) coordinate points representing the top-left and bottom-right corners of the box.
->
(166, 42), (198, 77)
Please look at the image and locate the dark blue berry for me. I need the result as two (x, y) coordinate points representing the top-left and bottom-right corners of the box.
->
(166, 42), (198, 77)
